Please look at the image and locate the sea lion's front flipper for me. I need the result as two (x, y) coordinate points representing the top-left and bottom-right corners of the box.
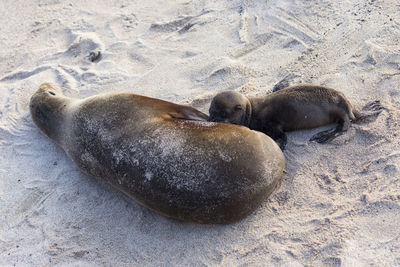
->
(169, 107), (209, 121)
(277, 133), (287, 151)
(262, 123), (287, 150)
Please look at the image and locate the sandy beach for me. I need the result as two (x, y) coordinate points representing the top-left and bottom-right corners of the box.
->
(1, 0), (399, 266)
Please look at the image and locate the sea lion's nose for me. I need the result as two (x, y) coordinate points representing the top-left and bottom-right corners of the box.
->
(38, 83), (60, 96)
(39, 83), (53, 91)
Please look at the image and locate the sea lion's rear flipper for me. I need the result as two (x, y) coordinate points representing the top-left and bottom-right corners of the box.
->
(169, 107), (209, 121)
(309, 127), (345, 143)
(353, 100), (384, 124)
(310, 109), (352, 144)
(362, 100), (382, 111)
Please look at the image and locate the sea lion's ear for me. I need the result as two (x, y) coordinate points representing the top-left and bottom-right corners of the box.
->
(243, 102), (252, 127)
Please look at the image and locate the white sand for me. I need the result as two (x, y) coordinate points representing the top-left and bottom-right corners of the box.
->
(1, 0), (399, 266)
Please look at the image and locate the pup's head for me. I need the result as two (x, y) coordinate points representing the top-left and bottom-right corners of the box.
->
(208, 91), (251, 127)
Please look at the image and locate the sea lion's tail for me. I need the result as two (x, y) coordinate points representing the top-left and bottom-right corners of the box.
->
(352, 100), (384, 124)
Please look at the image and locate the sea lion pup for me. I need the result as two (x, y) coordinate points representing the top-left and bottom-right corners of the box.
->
(30, 83), (285, 224)
(208, 84), (382, 149)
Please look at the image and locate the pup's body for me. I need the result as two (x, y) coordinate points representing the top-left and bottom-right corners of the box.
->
(209, 84), (382, 149)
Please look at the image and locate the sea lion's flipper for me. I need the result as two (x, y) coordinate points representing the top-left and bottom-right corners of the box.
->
(273, 80), (290, 92)
(262, 123), (286, 150)
(169, 108), (209, 121)
(277, 133), (287, 150)
(310, 109), (353, 143)
(309, 127), (345, 143)
(272, 74), (297, 92)
(362, 100), (382, 111)
(353, 100), (383, 124)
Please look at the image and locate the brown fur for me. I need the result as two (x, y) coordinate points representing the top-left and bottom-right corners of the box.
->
(30, 83), (285, 224)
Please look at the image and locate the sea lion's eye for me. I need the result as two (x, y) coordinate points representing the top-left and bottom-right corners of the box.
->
(234, 105), (242, 111)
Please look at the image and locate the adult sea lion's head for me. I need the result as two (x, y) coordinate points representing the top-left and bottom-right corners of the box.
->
(30, 83), (70, 144)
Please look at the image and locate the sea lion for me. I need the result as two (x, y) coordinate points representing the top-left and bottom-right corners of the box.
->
(30, 83), (285, 224)
(208, 84), (382, 149)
